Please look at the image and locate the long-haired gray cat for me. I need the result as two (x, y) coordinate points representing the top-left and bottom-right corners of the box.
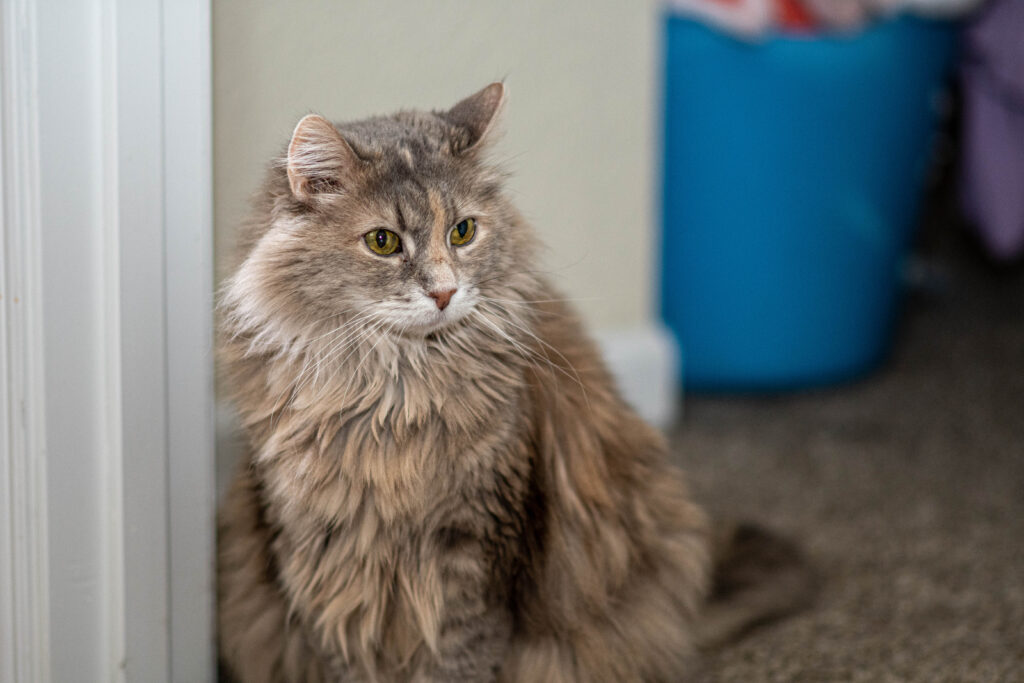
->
(218, 83), (813, 683)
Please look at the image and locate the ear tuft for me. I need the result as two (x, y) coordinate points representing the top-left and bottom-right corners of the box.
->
(286, 114), (359, 199)
(445, 82), (506, 153)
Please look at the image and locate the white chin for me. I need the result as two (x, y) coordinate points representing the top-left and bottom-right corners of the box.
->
(408, 306), (469, 336)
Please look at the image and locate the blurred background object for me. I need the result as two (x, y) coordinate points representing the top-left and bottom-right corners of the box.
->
(659, 12), (958, 390)
(665, 0), (984, 35)
(658, 0), (1022, 392)
(958, 0), (1024, 261)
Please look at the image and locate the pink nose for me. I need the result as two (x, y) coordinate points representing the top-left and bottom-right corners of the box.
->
(428, 288), (457, 311)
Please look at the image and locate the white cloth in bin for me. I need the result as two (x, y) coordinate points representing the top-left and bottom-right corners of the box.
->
(803, 0), (984, 29)
(664, 0), (775, 36)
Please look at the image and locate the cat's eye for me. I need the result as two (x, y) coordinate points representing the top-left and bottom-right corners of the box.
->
(450, 218), (476, 246)
(364, 229), (402, 256)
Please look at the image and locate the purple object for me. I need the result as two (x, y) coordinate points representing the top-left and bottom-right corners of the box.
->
(960, 0), (1024, 261)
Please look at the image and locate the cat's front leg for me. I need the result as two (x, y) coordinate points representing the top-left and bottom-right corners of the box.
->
(410, 533), (514, 683)
(411, 603), (511, 683)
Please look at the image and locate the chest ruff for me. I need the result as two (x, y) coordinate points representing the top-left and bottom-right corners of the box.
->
(249, 365), (535, 678)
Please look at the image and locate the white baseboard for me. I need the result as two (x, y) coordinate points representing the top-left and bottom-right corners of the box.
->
(594, 323), (682, 430)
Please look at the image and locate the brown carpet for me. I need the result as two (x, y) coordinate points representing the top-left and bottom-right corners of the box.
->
(670, 234), (1024, 681)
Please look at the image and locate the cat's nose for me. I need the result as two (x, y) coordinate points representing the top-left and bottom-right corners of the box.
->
(428, 288), (457, 311)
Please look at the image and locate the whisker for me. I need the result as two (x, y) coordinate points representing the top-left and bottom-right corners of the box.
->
(339, 318), (401, 412)
(301, 308), (377, 347)
(284, 312), (386, 415)
(308, 316), (390, 404)
(476, 295), (597, 306)
(294, 315), (378, 395)
(473, 312), (554, 389)
(478, 303), (590, 408)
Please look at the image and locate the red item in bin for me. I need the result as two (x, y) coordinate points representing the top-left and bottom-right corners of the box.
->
(665, 0), (822, 35)
(681, 0), (819, 31)
(775, 0), (817, 30)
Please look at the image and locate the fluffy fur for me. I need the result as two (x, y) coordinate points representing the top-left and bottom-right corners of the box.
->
(217, 83), (806, 683)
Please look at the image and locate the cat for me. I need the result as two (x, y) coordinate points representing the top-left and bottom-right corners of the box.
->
(217, 82), (813, 683)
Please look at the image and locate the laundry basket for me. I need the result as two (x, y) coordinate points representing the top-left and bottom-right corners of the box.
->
(659, 13), (958, 390)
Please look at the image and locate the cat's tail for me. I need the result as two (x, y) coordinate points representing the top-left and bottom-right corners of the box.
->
(695, 520), (818, 649)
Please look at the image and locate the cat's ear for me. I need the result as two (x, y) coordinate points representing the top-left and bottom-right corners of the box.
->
(445, 82), (506, 153)
(286, 114), (360, 199)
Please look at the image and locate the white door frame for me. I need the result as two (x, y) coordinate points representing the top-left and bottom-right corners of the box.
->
(0, 0), (215, 680)
(1, 0), (49, 679)
(163, 2), (216, 678)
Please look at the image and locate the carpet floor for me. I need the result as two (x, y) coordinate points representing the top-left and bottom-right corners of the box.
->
(670, 233), (1024, 682)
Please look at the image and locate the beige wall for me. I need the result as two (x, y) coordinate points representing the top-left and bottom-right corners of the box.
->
(214, 0), (659, 329)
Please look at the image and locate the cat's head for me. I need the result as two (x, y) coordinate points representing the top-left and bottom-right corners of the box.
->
(223, 83), (541, 358)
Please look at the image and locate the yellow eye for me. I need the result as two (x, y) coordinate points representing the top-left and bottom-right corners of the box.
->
(364, 229), (401, 255)
(450, 218), (476, 246)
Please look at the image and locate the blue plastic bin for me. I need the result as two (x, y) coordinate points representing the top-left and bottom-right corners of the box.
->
(660, 14), (958, 391)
